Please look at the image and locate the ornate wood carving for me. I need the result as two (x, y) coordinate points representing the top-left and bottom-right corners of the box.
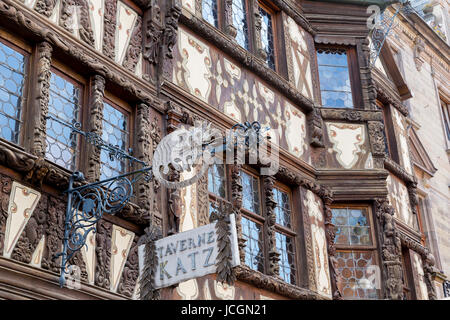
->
(384, 157), (415, 184)
(210, 200), (236, 285)
(0, 174), (12, 256)
(251, 0), (266, 61)
(31, 41), (52, 158)
(235, 265), (326, 300)
(399, 232), (437, 300)
(307, 107), (324, 147)
(223, 0), (237, 38)
(163, 0), (181, 60)
(143, 0), (163, 65)
(0, 141), (36, 173)
(271, 0), (315, 36)
(35, 0), (57, 17)
(368, 120), (387, 167)
(320, 109), (383, 122)
(123, 16), (143, 72)
(102, 0), (117, 60)
(11, 193), (47, 264)
(86, 75), (105, 182)
(263, 175), (280, 277)
(117, 237), (139, 297)
(94, 219), (112, 289)
(196, 170), (209, 227)
(375, 81), (409, 117)
(359, 38), (377, 110)
(60, 0), (95, 47)
(139, 225), (162, 300)
(178, 13), (315, 114)
(320, 191), (342, 300)
(41, 196), (65, 274)
(230, 163), (246, 264)
(375, 198), (403, 300)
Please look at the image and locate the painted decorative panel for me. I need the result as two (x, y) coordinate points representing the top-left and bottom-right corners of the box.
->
(323, 122), (373, 169)
(3, 182), (41, 259)
(284, 16), (314, 100)
(387, 174), (417, 229)
(23, 0), (143, 76)
(392, 108), (413, 175)
(303, 190), (332, 298)
(181, 0), (196, 14)
(172, 27), (311, 164)
(411, 250), (428, 300)
(110, 225), (135, 292)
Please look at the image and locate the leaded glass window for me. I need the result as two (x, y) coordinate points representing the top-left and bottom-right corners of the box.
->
(241, 216), (264, 272)
(317, 49), (354, 109)
(241, 171), (260, 214)
(100, 102), (129, 180)
(332, 207), (372, 246)
(232, 0), (250, 50)
(46, 71), (81, 171)
(259, 6), (276, 70)
(276, 232), (296, 284)
(332, 206), (380, 300)
(0, 40), (27, 144)
(202, 0), (219, 28)
(274, 187), (291, 228)
(208, 163), (228, 215)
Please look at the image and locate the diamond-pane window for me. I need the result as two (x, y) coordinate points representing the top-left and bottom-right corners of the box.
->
(241, 171), (260, 214)
(259, 6), (276, 70)
(233, 0), (250, 50)
(0, 41), (27, 144)
(276, 232), (296, 284)
(274, 187), (291, 228)
(46, 71), (81, 171)
(317, 49), (354, 108)
(202, 0), (219, 27)
(100, 102), (129, 180)
(241, 216), (264, 272)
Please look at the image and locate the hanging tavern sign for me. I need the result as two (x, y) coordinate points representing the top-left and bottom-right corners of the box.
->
(139, 215), (240, 289)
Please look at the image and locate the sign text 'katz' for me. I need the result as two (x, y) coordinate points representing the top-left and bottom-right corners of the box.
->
(139, 215), (240, 289)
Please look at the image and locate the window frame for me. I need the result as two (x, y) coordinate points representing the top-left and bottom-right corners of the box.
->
(257, 0), (280, 72)
(0, 33), (32, 148)
(315, 45), (362, 109)
(439, 97), (450, 145)
(272, 181), (298, 285)
(331, 203), (382, 300)
(46, 62), (87, 172)
(99, 93), (134, 179)
(376, 100), (401, 164)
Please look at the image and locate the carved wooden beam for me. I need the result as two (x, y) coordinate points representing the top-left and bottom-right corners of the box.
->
(374, 198), (404, 300)
(85, 75), (106, 183)
(320, 109), (383, 122)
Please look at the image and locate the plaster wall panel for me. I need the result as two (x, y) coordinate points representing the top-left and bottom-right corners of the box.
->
(110, 225), (134, 292)
(304, 190), (332, 298)
(115, 1), (138, 65)
(88, 0), (106, 52)
(386, 174), (417, 229)
(411, 250), (429, 300)
(3, 182), (41, 259)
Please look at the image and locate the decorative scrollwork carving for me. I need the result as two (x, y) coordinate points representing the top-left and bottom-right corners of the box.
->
(139, 225), (162, 300)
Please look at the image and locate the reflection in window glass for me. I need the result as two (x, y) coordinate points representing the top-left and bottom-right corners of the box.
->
(336, 251), (379, 299)
(241, 171), (260, 214)
(202, 0), (219, 27)
(0, 41), (26, 144)
(317, 50), (353, 108)
(46, 72), (80, 170)
(241, 216), (264, 272)
(259, 6), (275, 70)
(274, 187), (291, 228)
(276, 232), (296, 284)
(100, 102), (129, 180)
(232, 0), (250, 50)
(332, 207), (372, 246)
(208, 163), (226, 198)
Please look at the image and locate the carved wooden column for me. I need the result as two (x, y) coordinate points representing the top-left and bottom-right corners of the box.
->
(320, 189), (343, 300)
(358, 38), (378, 110)
(135, 103), (153, 215)
(143, 0), (163, 82)
(308, 106), (324, 148)
(250, 0), (266, 61)
(224, 0), (237, 38)
(368, 120), (387, 169)
(230, 163), (246, 264)
(375, 198), (404, 300)
(102, 0), (117, 61)
(85, 75), (105, 182)
(263, 175), (280, 277)
(29, 41), (52, 158)
(161, 0), (181, 81)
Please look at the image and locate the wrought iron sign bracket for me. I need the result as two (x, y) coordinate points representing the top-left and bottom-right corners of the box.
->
(51, 116), (268, 288)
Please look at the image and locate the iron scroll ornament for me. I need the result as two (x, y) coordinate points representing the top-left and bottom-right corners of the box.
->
(53, 117), (269, 287)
